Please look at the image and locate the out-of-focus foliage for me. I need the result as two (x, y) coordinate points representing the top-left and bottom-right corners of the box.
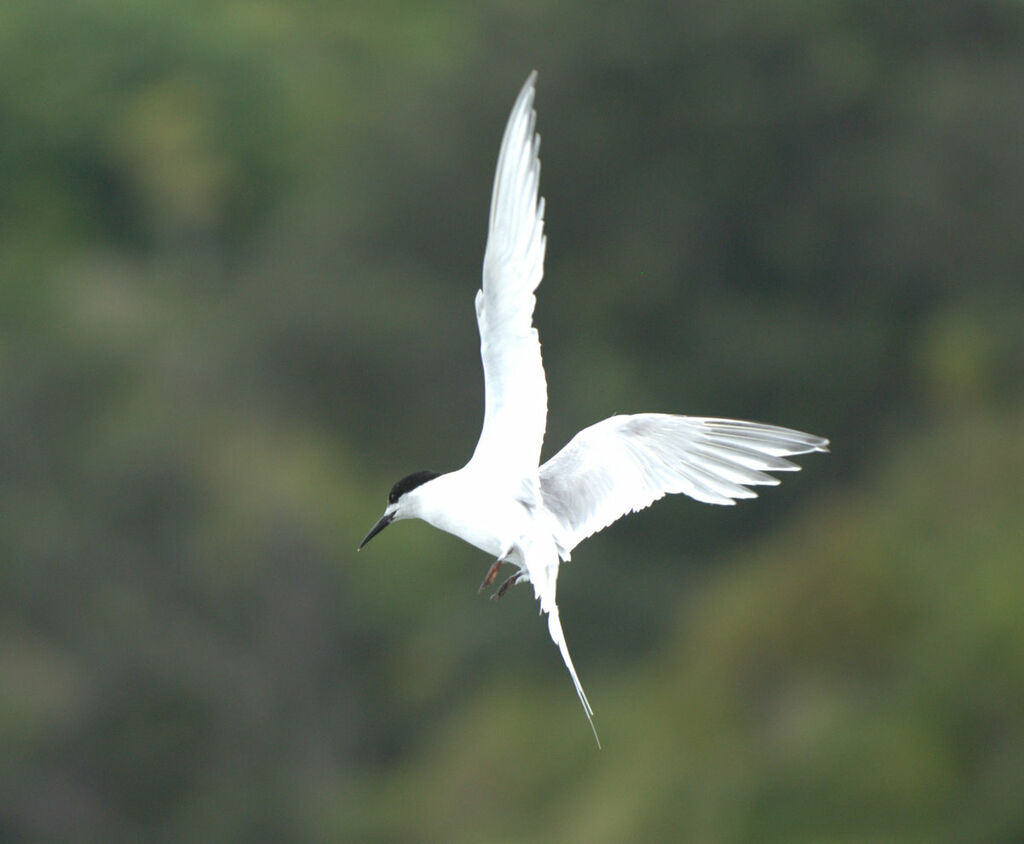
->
(1, 1), (1022, 841)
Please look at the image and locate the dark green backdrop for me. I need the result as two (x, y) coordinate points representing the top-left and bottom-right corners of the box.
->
(2, 1), (1023, 840)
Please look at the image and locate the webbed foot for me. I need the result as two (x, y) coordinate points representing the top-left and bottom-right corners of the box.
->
(491, 573), (522, 600)
(478, 558), (502, 592)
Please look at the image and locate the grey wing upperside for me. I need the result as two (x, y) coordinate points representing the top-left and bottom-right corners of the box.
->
(539, 413), (829, 556)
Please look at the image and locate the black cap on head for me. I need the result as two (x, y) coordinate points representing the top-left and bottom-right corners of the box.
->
(387, 470), (439, 504)
(359, 470), (440, 551)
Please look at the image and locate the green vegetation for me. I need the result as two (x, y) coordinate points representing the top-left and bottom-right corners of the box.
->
(1, 1), (1022, 840)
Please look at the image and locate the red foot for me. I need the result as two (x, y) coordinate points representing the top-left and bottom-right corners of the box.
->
(478, 558), (502, 592)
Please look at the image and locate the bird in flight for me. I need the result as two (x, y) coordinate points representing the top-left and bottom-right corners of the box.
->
(359, 72), (828, 746)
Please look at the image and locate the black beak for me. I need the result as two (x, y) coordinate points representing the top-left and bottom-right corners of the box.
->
(358, 511), (394, 550)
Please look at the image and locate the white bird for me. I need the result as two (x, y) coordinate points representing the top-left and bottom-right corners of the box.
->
(359, 71), (828, 747)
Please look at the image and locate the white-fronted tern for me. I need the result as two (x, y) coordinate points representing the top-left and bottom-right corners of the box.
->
(359, 72), (828, 747)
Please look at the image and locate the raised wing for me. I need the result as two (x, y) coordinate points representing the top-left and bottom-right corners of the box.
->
(540, 414), (829, 555)
(468, 72), (548, 481)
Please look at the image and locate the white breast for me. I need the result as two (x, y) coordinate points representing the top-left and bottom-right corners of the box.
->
(406, 469), (537, 559)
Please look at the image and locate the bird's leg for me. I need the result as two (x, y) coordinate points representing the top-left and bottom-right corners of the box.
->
(478, 558), (503, 592)
(491, 572), (521, 600)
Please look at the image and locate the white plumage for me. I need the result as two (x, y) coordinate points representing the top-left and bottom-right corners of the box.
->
(360, 72), (828, 747)
(472, 71), (548, 483)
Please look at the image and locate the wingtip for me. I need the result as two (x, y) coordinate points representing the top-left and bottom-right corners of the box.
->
(518, 70), (538, 102)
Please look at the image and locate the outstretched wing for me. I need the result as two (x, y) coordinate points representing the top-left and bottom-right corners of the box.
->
(468, 71), (548, 482)
(540, 414), (829, 555)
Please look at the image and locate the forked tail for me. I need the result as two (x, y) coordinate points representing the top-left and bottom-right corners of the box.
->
(547, 605), (601, 748)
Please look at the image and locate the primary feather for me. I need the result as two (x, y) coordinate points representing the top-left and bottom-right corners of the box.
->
(541, 414), (830, 556)
(469, 70), (548, 485)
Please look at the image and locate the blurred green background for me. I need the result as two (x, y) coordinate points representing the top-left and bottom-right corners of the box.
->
(3, 1), (1023, 841)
